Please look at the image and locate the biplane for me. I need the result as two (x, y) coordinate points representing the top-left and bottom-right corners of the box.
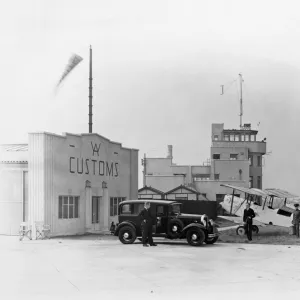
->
(218, 184), (299, 235)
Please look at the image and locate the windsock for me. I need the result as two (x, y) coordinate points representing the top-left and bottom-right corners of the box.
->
(56, 53), (83, 88)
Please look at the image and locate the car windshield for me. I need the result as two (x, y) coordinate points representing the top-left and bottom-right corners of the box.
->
(170, 204), (181, 215)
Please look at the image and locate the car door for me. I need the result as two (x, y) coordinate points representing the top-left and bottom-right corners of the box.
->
(156, 204), (168, 234)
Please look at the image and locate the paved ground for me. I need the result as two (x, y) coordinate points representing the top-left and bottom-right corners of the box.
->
(1, 235), (300, 300)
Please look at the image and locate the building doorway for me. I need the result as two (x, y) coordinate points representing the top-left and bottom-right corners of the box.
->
(92, 196), (100, 224)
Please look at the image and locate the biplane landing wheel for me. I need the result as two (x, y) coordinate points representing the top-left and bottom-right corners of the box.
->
(252, 225), (259, 234)
(236, 226), (245, 236)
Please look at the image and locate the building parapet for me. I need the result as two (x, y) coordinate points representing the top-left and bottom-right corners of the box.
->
(212, 141), (266, 154)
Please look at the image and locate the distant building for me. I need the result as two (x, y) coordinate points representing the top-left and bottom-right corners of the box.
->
(141, 123), (266, 202)
(0, 132), (138, 237)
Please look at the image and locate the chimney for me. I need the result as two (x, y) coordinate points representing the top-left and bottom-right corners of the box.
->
(167, 145), (173, 159)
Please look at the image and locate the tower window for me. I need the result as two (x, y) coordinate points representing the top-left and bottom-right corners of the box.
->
(249, 176), (253, 188)
(257, 156), (261, 167)
(257, 176), (261, 189)
(249, 155), (253, 166)
(213, 154), (220, 159)
(230, 154), (238, 160)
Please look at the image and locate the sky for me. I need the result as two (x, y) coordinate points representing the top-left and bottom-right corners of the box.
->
(1, 0), (300, 193)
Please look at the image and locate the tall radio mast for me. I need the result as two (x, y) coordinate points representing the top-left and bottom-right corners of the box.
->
(239, 73), (244, 128)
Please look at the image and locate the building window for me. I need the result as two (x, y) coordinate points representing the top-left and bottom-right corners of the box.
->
(235, 135), (239, 141)
(245, 135), (249, 141)
(250, 134), (256, 141)
(249, 155), (253, 166)
(213, 135), (219, 141)
(224, 135), (229, 141)
(257, 176), (261, 189)
(58, 196), (79, 219)
(194, 174), (210, 181)
(213, 154), (220, 159)
(175, 194), (188, 200)
(110, 197), (126, 216)
(257, 156), (261, 167)
(230, 154), (238, 160)
(214, 174), (220, 180)
(241, 135), (245, 142)
(230, 134), (234, 141)
(249, 176), (253, 188)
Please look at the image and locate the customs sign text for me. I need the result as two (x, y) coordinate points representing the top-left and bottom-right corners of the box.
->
(69, 142), (119, 177)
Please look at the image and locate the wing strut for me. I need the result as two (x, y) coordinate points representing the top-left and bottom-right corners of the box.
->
(230, 189), (235, 216)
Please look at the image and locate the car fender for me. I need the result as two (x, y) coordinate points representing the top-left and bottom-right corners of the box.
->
(114, 221), (136, 236)
(181, 223), (206, 235)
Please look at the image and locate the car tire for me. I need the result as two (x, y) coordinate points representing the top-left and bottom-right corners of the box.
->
(252, 225), (259, 234)
(186, 228), (205, 246)
(205, 236), (219, 244)
(167, 219), (184, 238)
(236, 226), (245, 236)
(118, 226), (137, 244)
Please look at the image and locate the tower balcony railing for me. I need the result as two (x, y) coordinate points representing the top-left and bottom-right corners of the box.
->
(212, 141), (266, 154)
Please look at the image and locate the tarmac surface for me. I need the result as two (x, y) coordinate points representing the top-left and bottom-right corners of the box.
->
(1, 234), (300, 300)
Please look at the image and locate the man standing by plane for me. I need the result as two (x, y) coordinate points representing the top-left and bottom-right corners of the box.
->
(292, 203), (300, 238)
(243, 203), (256, 241)
(139, 202), (157, 247)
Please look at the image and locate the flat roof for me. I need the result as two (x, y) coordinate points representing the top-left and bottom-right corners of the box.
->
(0, 144), (28, 151)
(120, 200), (181, 205)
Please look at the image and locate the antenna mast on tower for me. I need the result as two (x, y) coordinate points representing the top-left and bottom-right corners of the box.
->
(239, 73), (243, 128)
(89, 45), (93, 133)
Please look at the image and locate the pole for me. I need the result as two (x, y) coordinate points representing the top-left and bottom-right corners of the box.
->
(143, 153), (146, 187)
(230, 189), (235, 216)
(262, 196), (268, 210)
(89, 45), (93, 133)
(239, 73), (243, 128)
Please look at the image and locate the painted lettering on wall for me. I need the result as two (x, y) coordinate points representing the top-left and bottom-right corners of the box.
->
(69, 142), (120, 177)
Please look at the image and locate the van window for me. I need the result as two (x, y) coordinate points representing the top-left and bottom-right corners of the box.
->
(133, 203), (144, 214)
(121, 204), (132, 214)
(157, 205), (167, 216)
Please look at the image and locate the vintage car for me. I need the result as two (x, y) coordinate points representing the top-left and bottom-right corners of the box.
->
(114, 199), (219, 246)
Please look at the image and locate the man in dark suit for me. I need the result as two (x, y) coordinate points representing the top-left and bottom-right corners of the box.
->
(243, 203), (256, 241)
(139, 202), (157, 247)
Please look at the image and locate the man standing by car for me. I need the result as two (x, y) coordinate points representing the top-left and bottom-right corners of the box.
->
(139, 202), (157, 247)
(243, 203), (255, 241)
(292, 203), (300, 238)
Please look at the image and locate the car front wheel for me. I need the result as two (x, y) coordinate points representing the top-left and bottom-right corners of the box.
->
(118, 226), (137, 244)
(186, 228), (205, 246)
